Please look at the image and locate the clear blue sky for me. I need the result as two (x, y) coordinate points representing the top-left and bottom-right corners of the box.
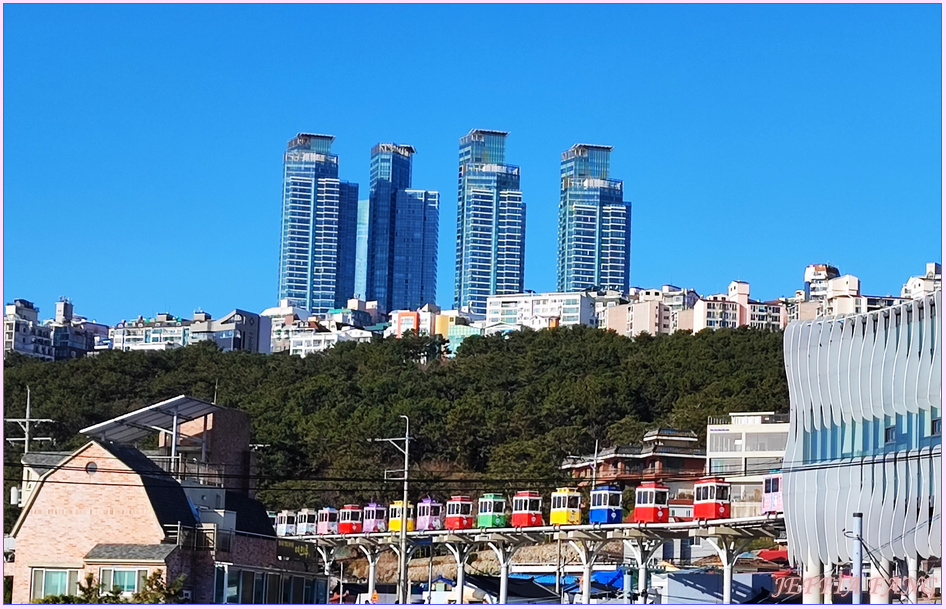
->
(3, 4), (942, 325)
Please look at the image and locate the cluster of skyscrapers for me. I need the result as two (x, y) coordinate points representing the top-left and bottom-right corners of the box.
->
(276, 129), (634, 316)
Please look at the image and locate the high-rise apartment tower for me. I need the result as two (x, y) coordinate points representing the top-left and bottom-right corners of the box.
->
(276, 133), (359, 315)
(455, 129), (525, 314)
(366, 143), (439, 314)
(556, 144), (632, 293)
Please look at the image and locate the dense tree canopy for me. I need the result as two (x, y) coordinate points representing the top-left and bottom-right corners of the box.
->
(4, 326), (788, 529)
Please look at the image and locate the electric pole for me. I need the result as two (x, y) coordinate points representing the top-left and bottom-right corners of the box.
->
(371, 415), (411, 604)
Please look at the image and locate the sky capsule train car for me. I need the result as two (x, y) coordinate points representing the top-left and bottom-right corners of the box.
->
(339, 504), (363, 534)
(589, 485), (624, 524)
(275, 510), (296, 536)
(445, 496), (475, 530)
(511, 490), (544, 527)
(388, 501), (415, 532)
(550, 487), (582, 525)
(416, 498), (444, 531)
(295, 508), (319, 535)
(478, 493), (507, 528)
(694, 477), (731, 520)
(632, 482), (670, 523)
(317, 507), (339, 535)
(363, 502), (387, 533)
(762, 472), (783, 515)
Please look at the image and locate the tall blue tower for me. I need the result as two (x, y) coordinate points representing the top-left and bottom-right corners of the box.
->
(277, 133), (359, 315)
(367, 143), (438, 313)
(556, 144), (631, 293)
(455, 129), (525, 314)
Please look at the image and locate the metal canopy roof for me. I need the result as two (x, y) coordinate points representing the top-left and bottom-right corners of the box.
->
(79, 395), (226, 444)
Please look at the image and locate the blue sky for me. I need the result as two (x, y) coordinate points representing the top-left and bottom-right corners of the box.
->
(3, 4), (941, 325)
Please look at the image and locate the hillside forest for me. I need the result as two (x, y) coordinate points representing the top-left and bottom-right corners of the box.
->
(3, 325), (790, 532)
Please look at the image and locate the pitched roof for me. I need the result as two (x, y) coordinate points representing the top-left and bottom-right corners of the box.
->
(104, 442), (198, 528)
(84, 544), (177, 562)
(20, 451), (73, 476)
(224, 491), (276, 537)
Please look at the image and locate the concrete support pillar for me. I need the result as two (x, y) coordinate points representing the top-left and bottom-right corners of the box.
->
(358, 545), (384, 602)
(705, 535), (753, 604)
(623, 538), (661, 605)
(907, 555), (919, 604)
(316, 546), (336, 577)
(869, 559), (891, 604)
(567, 539), (607, 605)
(444, 543), (474, 605)
(487, 541), (518, 604)
(802, 553), (823, 604)
(823, 563), (834, 603)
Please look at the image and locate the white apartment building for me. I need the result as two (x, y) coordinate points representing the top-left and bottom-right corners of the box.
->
(110, 310), (270, 353)
(289, 325), (374, 357)
(803, 263), (840, 300)
(901, 262), (942, 300)
(819, 274), (904, 317)
(4, 300), (53, 361)
(485, 292), (596, 330)
(705, 411), (789, 517)
(691, 281), (787, 332)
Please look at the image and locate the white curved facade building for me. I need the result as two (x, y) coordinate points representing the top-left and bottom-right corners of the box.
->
(782, 291), (941, 600)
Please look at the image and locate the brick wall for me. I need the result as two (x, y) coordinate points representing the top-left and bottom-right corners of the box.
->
(12, 443), (168, 603)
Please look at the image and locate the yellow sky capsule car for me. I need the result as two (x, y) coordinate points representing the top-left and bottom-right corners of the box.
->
(388, 500), (415, 532)
(550, 487), (582, 525)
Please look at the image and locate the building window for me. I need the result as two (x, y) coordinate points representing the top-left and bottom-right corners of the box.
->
(31, 569), (80, 599)
(884, 426), (896, 444)
(933, 419), (941, 437)
(100, 568), (148, 595)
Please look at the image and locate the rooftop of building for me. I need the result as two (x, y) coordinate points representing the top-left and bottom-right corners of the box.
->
(372, 142), (416, 156)
(466, 128), (509, 137)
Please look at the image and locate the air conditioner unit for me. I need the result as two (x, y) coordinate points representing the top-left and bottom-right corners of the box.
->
(181, 590), (192, 600)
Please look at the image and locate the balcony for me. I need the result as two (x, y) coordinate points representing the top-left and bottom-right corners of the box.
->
(150, 456), (226, 488)
(707, 413), (789, 426)
(163, 523), (233, 552)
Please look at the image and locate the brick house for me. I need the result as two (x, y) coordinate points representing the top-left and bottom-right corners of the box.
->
(10, 397), (328, 604)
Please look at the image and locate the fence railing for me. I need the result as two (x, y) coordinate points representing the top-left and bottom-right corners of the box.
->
(163, 523), (232, 552)
(150, 456), (226, 487)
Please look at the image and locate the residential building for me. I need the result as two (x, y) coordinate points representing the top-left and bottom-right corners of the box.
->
(606, 285), (701, 337)
(485, 292), (596, 330)
(583, 289), (629, 329)
(819, 274), (905, 316)
(45, 299), (110, 361)
(276, 133), (359, 315)
(260, 299), (312, 353)
(803, 263), (840, 300)
(556, 144), (632, 293)
(901, 262), (942, 300)
(287, 320), (375, 357)
(455, 129), (525, 314)
(561, 428), (706, 498)
(367, 143), (439, 314)
(354, 198), (370, 300)
(10, 396), (328, 604)
(691, 281), (787, 332)
(782, 291), (941, 603)
(433, 307), (484, 339)
(109, 310), (270, 353)
(4, 299), (53, 361)
(386, 304), (441, 338)
(705, 412), (789, 517)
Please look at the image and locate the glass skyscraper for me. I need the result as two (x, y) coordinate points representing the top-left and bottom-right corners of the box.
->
(277, 133), (359, 315)
(556, 144), (631, 293)
(366, 143), (439, 313)
(455, 129), (525, 314)
(354, 198), (370, 301)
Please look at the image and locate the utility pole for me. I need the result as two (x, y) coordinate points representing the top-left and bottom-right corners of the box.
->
(591, 439), (599, 489)
(372, 415), (411, 604)
(5, 387), (54, 453)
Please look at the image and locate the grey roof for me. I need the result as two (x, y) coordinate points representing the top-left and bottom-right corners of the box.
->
(84, 544), (176, 562)
(102, 442), (198, 528)
(21, 451), (72, 475)
(80, 395), (229, 445)
(225, 491), (276, 537)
